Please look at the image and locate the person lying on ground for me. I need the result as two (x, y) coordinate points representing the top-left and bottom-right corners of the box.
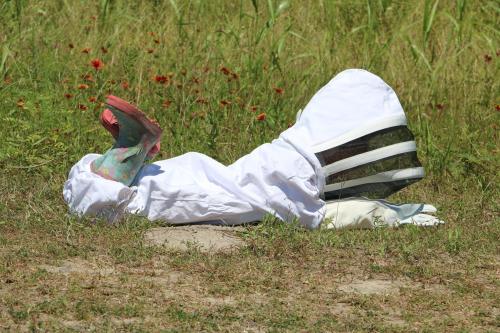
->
(63, 69), (444, 229)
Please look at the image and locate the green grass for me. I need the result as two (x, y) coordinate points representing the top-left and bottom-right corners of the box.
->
(0, 0), (499, 331)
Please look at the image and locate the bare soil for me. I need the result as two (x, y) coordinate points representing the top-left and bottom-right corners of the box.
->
(144, 225), (246, 252)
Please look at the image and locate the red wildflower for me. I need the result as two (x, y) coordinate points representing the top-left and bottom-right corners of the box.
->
(256, 112), (266, 121)
(154, 75), (168, 84)
(220, 67), (231, 75)
(109, 79), (116, 84)
(68, 43), (74, 49)
(88, 96), (97, 103)
(100, 46), (108, 54)
(90, 58), (104, 71)
(249, 105), (257, 112)
(496, 104), (500, 111)
(274, 87), (284, 94)
(162, 100), (172, 108)
(121, 81), (129, 90)
(83, 73), (94, 82)
(64, 93), (73, 99)
(78, 83), (89, 90)
(196, 97), (208, 104)
(484, 54), (492, 63)
(147, 49), (154, 54)
(436, 103), (445, 110)
(154, 39), (160, 44)
(231, 72), (239, 80)
(82, 47), (91, 54)
(219, 100), (231, 107)
(78, 104), (88, 110)
(203, 66), (210, 73)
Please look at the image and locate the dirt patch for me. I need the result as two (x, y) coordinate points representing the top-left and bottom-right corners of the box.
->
(144, 225), (246, 252)
(110, 317), (142, 326)
(330, 302), (353, 315)
(60, 319), (90, 331)
(39, 258), (114, 276)
(141, 271), (184, 285)
(204, 296), (237, 306)
(328, 302), (405, 326)
(338, 279), (404, 295)
(383, 316), (406, 327)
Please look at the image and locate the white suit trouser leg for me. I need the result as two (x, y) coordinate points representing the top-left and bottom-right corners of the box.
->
(63, 136), (326, 229)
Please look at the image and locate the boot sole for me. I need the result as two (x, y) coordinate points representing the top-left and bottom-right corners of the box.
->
(106, 95), (163, 140)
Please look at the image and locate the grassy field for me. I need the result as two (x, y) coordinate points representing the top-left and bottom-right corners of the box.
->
(0, 0), (499, 331)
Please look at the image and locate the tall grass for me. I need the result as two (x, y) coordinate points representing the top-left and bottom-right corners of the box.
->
(0, 0), (497, 172)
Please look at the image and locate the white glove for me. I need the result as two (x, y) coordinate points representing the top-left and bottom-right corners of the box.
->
(323, 197), (444, 230)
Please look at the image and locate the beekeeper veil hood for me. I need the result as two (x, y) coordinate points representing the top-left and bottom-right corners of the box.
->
(281, 69), (424, 201)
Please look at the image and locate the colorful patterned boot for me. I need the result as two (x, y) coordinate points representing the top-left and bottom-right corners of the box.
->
(100, 107), (161, 159)
(91, 96), (163, 186)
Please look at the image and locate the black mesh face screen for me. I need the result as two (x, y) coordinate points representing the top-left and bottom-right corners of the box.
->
(316, 125), (423, 200)
(325, 152), (422, 184)
(324, 178), (421, 200)
(316, 126), (415, 166)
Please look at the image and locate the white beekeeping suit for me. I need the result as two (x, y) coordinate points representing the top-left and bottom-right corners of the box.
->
(63, 69), (443, 229)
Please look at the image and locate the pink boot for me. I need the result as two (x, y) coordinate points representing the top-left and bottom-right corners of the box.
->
(91, 96), (163, 186)
(99, 96), (161, 159)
